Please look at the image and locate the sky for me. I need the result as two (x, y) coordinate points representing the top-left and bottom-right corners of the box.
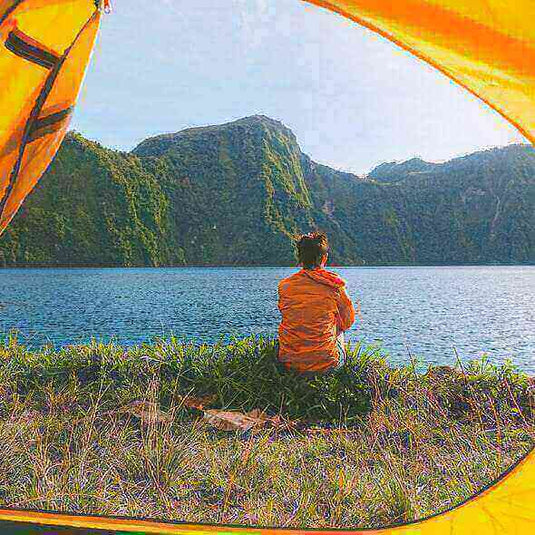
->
(72, 0), (527, 175)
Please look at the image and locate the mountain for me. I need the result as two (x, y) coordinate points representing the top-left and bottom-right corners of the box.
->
(0, 115), (534, 266)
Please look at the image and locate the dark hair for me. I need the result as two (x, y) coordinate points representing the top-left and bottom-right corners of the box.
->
(295, 232), (329, 269)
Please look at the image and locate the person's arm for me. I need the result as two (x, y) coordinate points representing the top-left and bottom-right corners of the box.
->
(336, 287), (356, 332)
(277, 281), (284, 314)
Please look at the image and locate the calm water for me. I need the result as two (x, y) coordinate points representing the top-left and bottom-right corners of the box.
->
(0, 266), (534, 371)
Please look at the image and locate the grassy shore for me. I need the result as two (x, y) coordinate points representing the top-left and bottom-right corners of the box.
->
(0, 335), (533, 529)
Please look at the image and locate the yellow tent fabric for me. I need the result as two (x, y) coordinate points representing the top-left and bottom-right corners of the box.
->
(0, 0), (534, 532)
(305, 0), (535, 146)
(0, 0), (101, 234)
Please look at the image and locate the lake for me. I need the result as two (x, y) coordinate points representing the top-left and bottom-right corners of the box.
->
(0, 266), (533, 372)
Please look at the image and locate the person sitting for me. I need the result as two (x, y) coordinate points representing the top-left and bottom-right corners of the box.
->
(277, 232), (357, 376)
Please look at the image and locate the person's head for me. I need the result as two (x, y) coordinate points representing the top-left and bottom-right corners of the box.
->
(295, 232), (329, 269)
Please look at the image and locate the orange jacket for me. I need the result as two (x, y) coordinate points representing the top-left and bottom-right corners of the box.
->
(277, 268), (356, 373)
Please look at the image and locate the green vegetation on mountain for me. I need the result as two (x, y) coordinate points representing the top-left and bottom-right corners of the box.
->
(1, 115), (533, 266)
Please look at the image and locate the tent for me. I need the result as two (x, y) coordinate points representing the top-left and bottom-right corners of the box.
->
(0, 0), (533, 532)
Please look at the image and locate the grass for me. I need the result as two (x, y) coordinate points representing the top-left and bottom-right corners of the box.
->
(0, 334), (533, 529)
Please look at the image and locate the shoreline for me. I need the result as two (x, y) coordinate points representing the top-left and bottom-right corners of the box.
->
(1, 262), (534, 269)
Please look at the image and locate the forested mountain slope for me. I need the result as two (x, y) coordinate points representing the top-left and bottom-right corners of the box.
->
(1, 115), (533, 266)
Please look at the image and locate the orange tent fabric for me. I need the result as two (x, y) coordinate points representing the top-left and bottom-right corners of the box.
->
(0, 0), (101, 235)
(305, 0), (535, 145)
(0, 0), (534, 532)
